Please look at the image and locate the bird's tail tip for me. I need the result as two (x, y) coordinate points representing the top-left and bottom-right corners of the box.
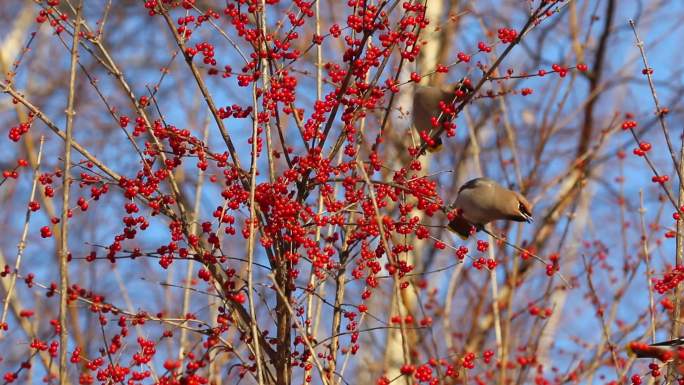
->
(426, 142), (443, 153)
(447, 219), (472, 240)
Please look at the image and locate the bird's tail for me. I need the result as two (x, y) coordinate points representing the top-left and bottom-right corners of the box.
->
(425, 136), (443, 153)
(447, 216), (473, 240)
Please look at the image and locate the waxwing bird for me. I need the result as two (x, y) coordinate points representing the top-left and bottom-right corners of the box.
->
(447, 178), (533, 239)
(412, 79), (473, 152)
(627, 339), (684, 374)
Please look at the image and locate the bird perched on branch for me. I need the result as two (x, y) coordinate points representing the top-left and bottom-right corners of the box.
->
(627, 339), (684, 374)
(447, 178), (533, 239)
(412, 79), (473, 152)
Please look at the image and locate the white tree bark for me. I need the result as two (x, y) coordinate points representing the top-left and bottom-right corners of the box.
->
(382, 0), (443, 381)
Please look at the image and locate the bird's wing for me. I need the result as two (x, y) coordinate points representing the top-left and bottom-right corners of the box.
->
(651, 337), (684, 347)
(458, 177), (495, 193)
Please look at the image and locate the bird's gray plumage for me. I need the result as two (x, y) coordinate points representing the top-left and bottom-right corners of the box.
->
(412, 85), (454, 151)
(412, 81), (473, 152)
(448, 177), (532, 239)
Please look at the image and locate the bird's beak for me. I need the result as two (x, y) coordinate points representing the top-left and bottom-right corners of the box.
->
(523, 213), (533, 223)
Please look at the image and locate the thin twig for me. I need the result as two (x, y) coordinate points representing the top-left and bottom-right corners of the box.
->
(59, 4), (82, 382)
(178, 119), (210, 361)
(465, 113), (503, 370)
(628, 20), (683, 188)
(357, 161), (413, 384)
(0, 137), (45, 333)
(248, 8), (266, 378)
(481, 228), (571, 288)
(638, 190), (656, 343)
(581, 254), (622, 382)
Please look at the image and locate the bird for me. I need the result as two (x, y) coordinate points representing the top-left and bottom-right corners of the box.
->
(627, 339), (684, 374)
(412, 79), (473, 153)
(447, 178), (533, 239)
